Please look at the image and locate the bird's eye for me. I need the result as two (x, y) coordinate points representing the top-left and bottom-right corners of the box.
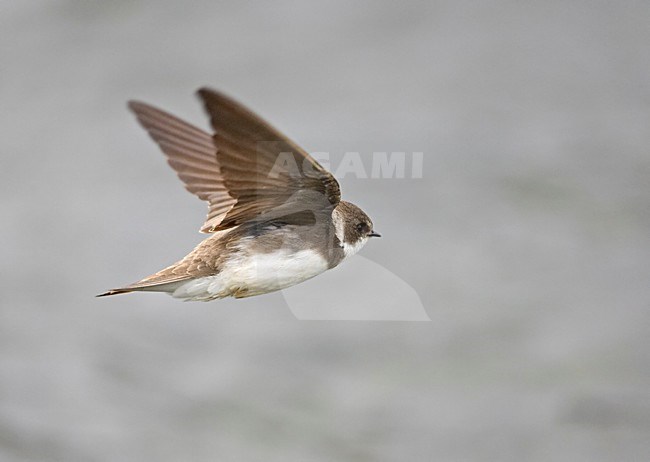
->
(356, 222), (366, 233)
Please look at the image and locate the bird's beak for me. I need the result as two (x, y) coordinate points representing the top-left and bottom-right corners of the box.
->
(368, 231), (381, 238)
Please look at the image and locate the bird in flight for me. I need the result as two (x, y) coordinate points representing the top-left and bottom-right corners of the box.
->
(98, 88), (380, 301)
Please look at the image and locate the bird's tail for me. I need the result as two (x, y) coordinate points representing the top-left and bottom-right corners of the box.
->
(96, 279), (188, 298)
(96, 288), (135, 297)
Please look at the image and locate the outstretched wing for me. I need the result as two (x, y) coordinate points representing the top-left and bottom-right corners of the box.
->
(128, 101), (237, 233)
(197, 88), (341, 231)
(129, 90), (340, 233)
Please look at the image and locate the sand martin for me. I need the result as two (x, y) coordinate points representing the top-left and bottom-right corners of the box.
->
(98, 88), (380, 301)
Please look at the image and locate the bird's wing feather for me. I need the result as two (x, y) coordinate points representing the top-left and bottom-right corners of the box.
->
(128, 101), (237, 233)
(197, 88), (341, 231)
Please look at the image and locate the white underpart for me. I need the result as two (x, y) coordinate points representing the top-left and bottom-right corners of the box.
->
(341, 236), (369, 258)
(331, 207), (369, 259)
(172, 247), (328, 301)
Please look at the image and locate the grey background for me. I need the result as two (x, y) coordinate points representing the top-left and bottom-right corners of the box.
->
(2, 1), (649, 461)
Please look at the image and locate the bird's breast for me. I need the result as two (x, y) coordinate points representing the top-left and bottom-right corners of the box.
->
(172, 247), (330, 300)
(225, 248), (329, 295)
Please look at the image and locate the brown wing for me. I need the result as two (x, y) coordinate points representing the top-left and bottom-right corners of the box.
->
(197, 88), (341, 231)
(128, 101), (237, 233)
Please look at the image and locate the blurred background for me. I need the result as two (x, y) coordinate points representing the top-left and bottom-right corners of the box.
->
(2, 1), (649, 460)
